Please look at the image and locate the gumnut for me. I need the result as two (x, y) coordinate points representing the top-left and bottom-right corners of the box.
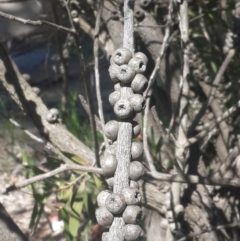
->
(121, 187), (141, 205)
(109, 91), (121, 106)
(105, 193), (126, 214)
(132, 121), (141, 138)
(124, 224), (142, 241)
(95, 206), (114, 226)
(131, 74), (148, 93)
(97, 190), (112, 207)
(104, 145), (117, 156)
(112, 47), (132, 66)
(102, 232), (110, 241)
(129, 56), (147, 74)
(174, 204), (184, 216)
(166, 210), (174, 223)
(111, 11), (120, 20)
(123, 205), (143, 224)
(131, 142), (143, 160)
(104, 120), (119, 141)
(100, 155), (117, 177)
(109, 64), (120, 83)
(46, 108), (59, 123)
(129, 94), (146, 113)
(134, 8), (145, 21)
(106, 177), (114, 190)
(134, 52), (148, 66)
(140, 0), (152, 8)
(114, 99), (134, 119)
(129, 161), (145, 181)
(114, 82), (121, 91)
(129, 180), (139, 189)
(116, 64), (135, 83)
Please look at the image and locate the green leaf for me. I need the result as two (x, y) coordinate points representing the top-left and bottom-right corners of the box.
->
(59, 186), (73, 202)
(92, 174), (102, 190)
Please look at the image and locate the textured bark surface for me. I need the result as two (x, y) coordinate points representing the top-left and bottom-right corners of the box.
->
(0, 203), (28, 241)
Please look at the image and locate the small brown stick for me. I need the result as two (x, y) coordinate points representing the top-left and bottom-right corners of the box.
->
(94, 0), (108, 147)
(0, 10), (76, 35)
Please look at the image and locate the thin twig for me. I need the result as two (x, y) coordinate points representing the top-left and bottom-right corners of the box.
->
(177, 222), (240, 241)
(79, 94), (104, 134)
(188, 100), (240, 145)
(143, 0), (174, 172)
(5, 167), (240, 194)
(4, 164), (103, 193)
(94, 0), (108, 147)
(51, 0), (69, 120)
(9, 118), (44, 143)
(63, 0), (100, 167)
(170, 0), (190, 236)
(0, 10), (76, 35)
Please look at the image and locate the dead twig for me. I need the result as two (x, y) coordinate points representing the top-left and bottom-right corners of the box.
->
(0, 10), (76, 35)
(94, 0), (108, 147)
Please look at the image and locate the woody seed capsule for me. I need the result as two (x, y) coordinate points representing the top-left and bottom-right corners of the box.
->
(117, 64), (135, 83)
(134, 52), (148, 66)
(95, 206), (114, 226)
(124, 224), (142, 241)
(140, 0), (152, 8)
(97, 190), (112, 207)
(114, 99), (133, 119)
(102, 232), (110, 241)
(123, 205), (143, 224)
(100, 155), (117, 177)
(132, 121), (141, 138)
(129, 94), (146, 113)
(129, 57), (147, 74)
(112, 47), (132, 65)
(109, 91), (121, 106)
(109, 64), (120, 83)
(129, 161), (145, 181)
(131, 142), (143, 160)
(104, 120), (119, 141)
(129, 180), (139, 189)
(105, 193), (126, 214)
(131, 74), (148, 93)
(134, 8), (145, 21)
(104, 144), (117, 156)
(121, 187), (141, 205)
(46, 108), (59, 123)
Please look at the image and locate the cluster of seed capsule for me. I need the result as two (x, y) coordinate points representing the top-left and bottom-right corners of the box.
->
(95, 48), (149, 241)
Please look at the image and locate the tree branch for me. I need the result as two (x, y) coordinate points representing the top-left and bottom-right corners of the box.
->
(0, 10), (76, 35)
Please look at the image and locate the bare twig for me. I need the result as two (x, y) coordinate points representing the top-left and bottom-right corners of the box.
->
(79, 94), (103, 134)
(188, 100), (240, 145)
(51, 0), (69, 119)
(9, 118), (44, 144)
(177, 222), (240, 241)
(94, 0), (108, 147)
(0, 10), (76, 35)
(4, 164), (103, 193)
(169, 1), (190, 237)
(62, 0), (100, 166)
(143, 0), (174, 172)
(6, 167), (240, 193)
